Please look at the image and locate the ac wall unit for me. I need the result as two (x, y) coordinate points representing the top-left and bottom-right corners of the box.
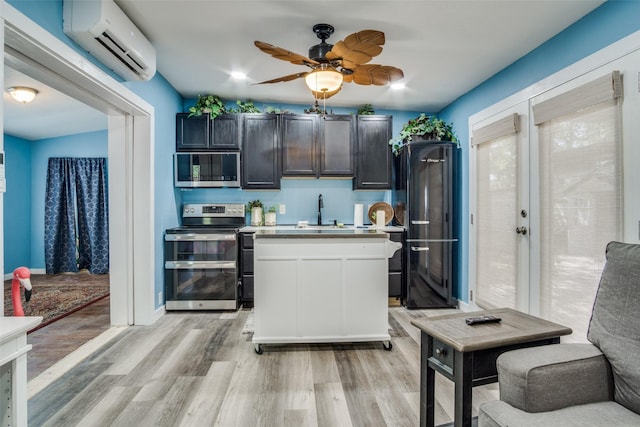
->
(63, 0), (156, 81)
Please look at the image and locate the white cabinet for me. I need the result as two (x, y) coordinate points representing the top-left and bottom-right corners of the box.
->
(252, 234), (400, 352)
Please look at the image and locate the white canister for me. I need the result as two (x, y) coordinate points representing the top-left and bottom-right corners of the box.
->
(376, 210), (386, 228)
(354, 204), (364, 227)
(264, 211), (276, 226)
(251, 207), (263, 226)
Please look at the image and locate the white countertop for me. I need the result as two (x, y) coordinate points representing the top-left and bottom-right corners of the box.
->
(240, 225), (405, 233)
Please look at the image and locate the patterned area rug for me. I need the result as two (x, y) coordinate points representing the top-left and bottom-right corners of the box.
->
(4, 273), (109, 332)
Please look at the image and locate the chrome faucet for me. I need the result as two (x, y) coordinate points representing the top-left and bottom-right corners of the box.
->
(318, 194), (323, 225)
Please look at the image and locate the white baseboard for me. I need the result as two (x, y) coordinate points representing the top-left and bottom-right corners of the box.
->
(3, 267), (46, 281)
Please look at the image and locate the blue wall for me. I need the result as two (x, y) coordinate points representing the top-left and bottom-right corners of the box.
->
(3, 130), (107, 271)
(438, 0), (640, 303)
(3, 135), (32, 272)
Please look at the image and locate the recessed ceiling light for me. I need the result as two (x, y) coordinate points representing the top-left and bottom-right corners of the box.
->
(231, 71), (247, 80)
(390, 82), (406, 90)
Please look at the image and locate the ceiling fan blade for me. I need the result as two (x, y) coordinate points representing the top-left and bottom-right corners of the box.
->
(312, 86), (341, 100)
(254, 41), (319, 66)
(327, 30), (385, 67)
(255, 71), (309, 84)
(351, 64), (404, 86)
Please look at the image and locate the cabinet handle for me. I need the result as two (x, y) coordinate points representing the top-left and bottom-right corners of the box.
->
(435, 347), (448, 357)
(411, 220), (430, 225)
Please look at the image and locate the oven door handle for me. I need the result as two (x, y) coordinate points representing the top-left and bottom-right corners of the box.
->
(165, 234), (237, 241)
(164, 261), (236, 269)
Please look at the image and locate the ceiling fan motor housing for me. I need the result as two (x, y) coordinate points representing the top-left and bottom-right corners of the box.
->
(309, 42), (333, 62)
(309, 23), (335, 62)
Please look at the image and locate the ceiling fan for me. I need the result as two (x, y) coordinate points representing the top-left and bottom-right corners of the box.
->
(254, 23), (404, 100)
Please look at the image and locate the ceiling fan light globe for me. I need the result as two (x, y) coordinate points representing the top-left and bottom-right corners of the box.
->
(305, 69), (343, 93)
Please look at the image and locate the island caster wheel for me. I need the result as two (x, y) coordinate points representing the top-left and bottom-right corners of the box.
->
(383, 341), (393, 351)
(254, 344), (264, 355)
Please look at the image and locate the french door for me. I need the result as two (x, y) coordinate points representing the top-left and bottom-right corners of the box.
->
(471, 72), (623, 342)
(471, 102), (530, 313)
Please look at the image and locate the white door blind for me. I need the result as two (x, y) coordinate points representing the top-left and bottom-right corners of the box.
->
(537, 96), (622, 341)
(475, 130), (519, 309)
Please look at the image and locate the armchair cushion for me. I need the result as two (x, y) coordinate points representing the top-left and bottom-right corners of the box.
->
(587, 241), (640, 414)
(497, 343), (612, 413)
(480, 400), (640, 427)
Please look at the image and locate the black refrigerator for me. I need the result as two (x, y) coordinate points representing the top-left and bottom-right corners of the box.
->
(395, 141), (457, 308)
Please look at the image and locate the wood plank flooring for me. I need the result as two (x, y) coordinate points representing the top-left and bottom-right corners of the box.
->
(27, 296), (111, 380)
(28, 306), (499, 427)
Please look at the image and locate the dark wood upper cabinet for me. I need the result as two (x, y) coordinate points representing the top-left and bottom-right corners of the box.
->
(212, 114), (240, 150)
(281, 114), (354, 178)
(241, 114), (280, 189)
(176, 113), (210, 151)
(281, 114), (318, 176)
(354, 115), (393, 190)
(319, 115), (355, 177)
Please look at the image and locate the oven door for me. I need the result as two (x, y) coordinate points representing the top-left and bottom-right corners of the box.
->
(164, 232), (238, 310)
(164, 233), (237, 262)
(164, 261), (237, 310)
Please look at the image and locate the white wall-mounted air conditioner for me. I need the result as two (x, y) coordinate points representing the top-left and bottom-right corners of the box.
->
(63, 0), (156, 81)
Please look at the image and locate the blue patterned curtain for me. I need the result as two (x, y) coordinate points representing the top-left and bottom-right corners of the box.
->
(44, 158), (109, 274)
(75, 158), (109, 274)
(45, 158), (78, 274)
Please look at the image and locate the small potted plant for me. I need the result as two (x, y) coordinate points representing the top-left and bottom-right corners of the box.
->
(229, 99), (261, 113)
(389, 113), (457, 155)
(247, 200), (264, 226)
(264, 206), (277, 226)
(188, 94), (226, 118)
(357, 104), (375, 115)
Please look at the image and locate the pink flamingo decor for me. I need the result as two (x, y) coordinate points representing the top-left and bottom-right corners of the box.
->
(12, 267), (32, 316)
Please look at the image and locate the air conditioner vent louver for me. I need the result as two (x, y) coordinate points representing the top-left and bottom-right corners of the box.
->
(96, 31), (148, 75)
(63, 0), (156, 81)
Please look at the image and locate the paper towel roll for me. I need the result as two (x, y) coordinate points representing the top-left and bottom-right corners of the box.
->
(376, 210), (385, 228)
(354, 204), (364, 227)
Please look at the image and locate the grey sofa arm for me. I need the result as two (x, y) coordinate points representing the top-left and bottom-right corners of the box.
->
(497, 343), (613, 413)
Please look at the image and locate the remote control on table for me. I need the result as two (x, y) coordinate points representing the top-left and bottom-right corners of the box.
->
(465, 315), (502, 325)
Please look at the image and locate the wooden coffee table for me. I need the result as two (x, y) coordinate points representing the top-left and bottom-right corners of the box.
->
(411, 308), (572, 427)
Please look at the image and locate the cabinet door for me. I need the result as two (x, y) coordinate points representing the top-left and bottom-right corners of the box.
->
(212, 114), (240, 150)
(241, 114), (280, 189)
(281, 114), (317, 176)
(319, 115), (354, 176)
(354, 115), (392, 189)
(176, 113), (211, 151)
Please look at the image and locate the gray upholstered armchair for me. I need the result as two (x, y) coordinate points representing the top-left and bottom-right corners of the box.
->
(480, 241), (640, 426)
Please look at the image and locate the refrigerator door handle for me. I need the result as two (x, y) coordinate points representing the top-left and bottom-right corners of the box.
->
(411, 220), (430, 225)
(411, 246), (430, 252)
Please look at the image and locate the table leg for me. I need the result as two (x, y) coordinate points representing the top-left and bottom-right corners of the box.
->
(420, 333), (436, 427)
(454, 350), (473, 427)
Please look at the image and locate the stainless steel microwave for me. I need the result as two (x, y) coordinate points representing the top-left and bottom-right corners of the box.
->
(174, 152), (241, 187)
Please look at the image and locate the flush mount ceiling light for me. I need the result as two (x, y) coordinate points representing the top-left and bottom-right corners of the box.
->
(304, 65), (343, 93)
(8, 86), (38, 103)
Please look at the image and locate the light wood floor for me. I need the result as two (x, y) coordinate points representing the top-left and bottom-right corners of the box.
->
(27, 296), (111, 380)
(27, 304), (499, 427)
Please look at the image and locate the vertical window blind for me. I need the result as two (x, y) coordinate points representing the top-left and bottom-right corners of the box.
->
(534, 71), (623, 340)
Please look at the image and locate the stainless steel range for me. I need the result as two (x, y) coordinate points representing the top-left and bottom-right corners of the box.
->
(164, 203), (245, 310)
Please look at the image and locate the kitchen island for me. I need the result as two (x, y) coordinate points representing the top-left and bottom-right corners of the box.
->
(252, 228), (401, 353)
